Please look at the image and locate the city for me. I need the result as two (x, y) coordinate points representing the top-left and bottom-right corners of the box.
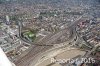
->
(0, 0), (100, 66)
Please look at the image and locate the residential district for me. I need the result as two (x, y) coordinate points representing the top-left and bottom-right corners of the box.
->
(0, 0), (100, 66)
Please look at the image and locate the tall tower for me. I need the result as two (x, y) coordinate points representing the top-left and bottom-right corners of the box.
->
(6, 15), (11, 25)
(0, 47), (16, 66)
(6, 15), (10, 22)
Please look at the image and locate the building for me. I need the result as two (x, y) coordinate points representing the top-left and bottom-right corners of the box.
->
(6, 15), (11, 25)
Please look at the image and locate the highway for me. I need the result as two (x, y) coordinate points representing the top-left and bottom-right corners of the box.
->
(14, 15), (86, 66)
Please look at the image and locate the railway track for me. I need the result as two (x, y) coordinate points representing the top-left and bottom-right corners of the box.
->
(14, 16), (84, 66)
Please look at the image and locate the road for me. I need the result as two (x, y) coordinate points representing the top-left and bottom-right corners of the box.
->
(14, 15), (85, 66)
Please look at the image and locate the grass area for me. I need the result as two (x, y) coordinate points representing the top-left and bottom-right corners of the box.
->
(23, 30), (37, 42)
